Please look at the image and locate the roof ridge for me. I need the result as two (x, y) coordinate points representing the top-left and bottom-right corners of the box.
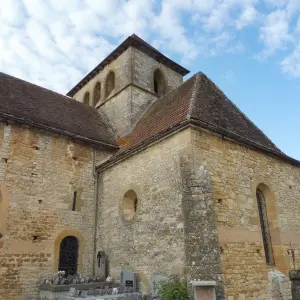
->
(187, 72), (203, 120)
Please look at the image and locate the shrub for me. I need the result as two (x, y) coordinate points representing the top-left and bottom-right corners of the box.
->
(158, 276), (190, 300)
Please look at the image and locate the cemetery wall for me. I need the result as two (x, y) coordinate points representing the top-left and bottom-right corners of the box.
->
(191, 127), (300, 300)
(0, 122), (111, 300)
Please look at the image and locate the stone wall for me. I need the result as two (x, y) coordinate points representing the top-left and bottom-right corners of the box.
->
(96, 130), (191, 293)
(0, 122), (111, 300)
(191, 127), (300, 299)
(179, 145), (225, 299)
(99, 85), (157, 138)
(132, 47), (183, 94)
(97, 129), (227, 295)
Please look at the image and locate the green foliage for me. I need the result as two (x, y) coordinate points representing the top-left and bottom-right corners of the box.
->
(158, 276), (190, 300)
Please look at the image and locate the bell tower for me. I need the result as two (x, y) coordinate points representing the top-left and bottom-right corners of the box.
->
(67, 34), (189, 138)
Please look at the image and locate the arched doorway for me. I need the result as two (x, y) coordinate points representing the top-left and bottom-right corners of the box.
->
(58, 236), (78, 276)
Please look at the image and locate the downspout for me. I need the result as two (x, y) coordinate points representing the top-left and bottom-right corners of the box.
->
(92, 147), (99, 275)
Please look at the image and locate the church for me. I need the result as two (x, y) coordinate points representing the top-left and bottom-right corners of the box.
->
(0, 34), (299, 300)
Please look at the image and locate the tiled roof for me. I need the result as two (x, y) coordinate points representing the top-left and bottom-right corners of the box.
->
(0, 72), (118, 149)
(67, 34), (190, 97)
(101, 72), (299, 167)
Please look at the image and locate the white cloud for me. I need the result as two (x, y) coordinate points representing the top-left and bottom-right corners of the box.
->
(236, 5), (257, 29)
(281, 44), (300, 77)
(258, 10), (291, 58)
(0, 0), (300, 94)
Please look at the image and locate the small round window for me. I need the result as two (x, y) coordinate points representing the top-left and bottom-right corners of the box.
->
(121, 190), (138, 222)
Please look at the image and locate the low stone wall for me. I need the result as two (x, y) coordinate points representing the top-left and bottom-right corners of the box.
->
(39, 283), (120, 300)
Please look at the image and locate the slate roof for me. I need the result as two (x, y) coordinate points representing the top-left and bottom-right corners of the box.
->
(0, 72), (118, 149)
(99, 72), (300, 168)
(67, 34), (190, 97)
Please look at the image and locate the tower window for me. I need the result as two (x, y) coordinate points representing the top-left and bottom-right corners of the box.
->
(256, 189), (274, 264)
(105, 71), (115, 99)
(93, 82), (101, 106)
(83, 92), (90, 105)
(153, 69), (166, 97)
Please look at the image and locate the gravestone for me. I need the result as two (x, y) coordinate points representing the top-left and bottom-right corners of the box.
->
(120, 270), (137, 292)
(68, 288), (76, 297)
(96, 251), (108, 280)
(151, 275), (167, 298)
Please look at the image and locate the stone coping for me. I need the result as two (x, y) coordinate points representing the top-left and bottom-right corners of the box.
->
(39, 282), (120, 292)
(192, 281), (216, 287)
(59, 292), (141, 300)
(289, 270), (300, 280)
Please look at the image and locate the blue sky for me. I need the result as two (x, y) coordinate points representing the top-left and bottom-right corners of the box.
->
(0, 0), (299, 159)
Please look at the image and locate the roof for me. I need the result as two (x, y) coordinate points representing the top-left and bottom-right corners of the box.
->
(67, 34), (190, 97)
(98, 72), (300, 168)
(0, 72), (118, 149)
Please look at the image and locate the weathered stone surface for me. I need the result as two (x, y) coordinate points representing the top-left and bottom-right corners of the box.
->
(97, 130), (191, 293)
(191, 127), (300, 299)
(0, 122), (111, 300)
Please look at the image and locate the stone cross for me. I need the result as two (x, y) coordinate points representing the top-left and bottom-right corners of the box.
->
(96, 251), (108, 280)
(287, 241), (296, 270)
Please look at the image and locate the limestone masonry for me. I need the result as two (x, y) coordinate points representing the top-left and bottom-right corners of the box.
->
(0, 34), (299, 300)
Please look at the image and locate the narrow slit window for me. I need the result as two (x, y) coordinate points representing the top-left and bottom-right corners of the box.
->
(105, 71), (115, 99)
(72, 191), (77, 211)
(83, 92), (90, 105)
(153, 69), (165, 97)
(93, 82), (101, 106)
(256, 189), (274, 264)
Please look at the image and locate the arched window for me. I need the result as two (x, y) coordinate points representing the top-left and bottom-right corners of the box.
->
(58, 236), (78, 276)
(256, 189), (274, 264)
(121, 190), (138, 221)
(105, 71), (115, 99)
(83, 92), (90, 105)
(153, 69), (166, 97)
(93, 82), (101, 106)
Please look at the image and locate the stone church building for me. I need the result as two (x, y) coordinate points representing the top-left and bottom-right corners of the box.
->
(0, 34), (299, 300)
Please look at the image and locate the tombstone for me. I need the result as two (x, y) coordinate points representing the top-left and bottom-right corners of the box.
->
(151, 275), (167, 298)
(96, 251), (108, 280)
(81, 290), (88, 298)
(53, 275), (60, 285)
(72, 277), (78, 285)
(69, 287), (76, 297)
(121, 270), (137, 293)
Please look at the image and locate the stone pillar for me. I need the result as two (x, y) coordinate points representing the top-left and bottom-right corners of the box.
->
(289, 270), (300, 300)
(179, 146), (225, 300)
